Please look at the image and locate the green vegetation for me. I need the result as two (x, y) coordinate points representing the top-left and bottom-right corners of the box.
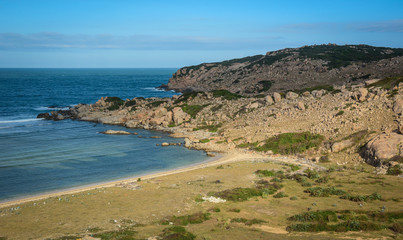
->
(181, 104), (208, 118)
(255, 169), (275, 177)
(273, 192), (288, 198)
(297, 44), (403, 69)
(387, 165), (402, 175)
(146, 100), (167, 108)
(199, 138), (210, 143)
(105, 96), (124, 111)
(304, 187), (346, 197)
(160, 226), (196, 240)
(124, 100), (137, 107)
(228, 208), (241, 213)
(212, 89), (243, 100)
(255, 132), (324, 154)
(288, 210), (338, 223)
(168, 123), (176, 128)
(340, 192), (382, 202)
(161, 212), (211, 226)
(366, 76), (403, 90)
(174, 92), (203, 104)
(211, 104), (223, 112)
(210, 182), (282, 202)
(246, 52), (291, 69)
(92, 228), (137, 240)
(258, 80), (274, 92)
(287, 210), (403, 233)
(335, 110), (344, 116)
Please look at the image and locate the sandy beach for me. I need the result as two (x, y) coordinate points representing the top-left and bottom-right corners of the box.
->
(0, 151), (257, 208)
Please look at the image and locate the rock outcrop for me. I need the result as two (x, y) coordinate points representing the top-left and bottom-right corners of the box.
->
(363, 133), (403, 166)
(164, 44), (403, 95)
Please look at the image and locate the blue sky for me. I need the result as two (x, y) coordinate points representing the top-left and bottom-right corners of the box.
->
(0, 0), (402, 68)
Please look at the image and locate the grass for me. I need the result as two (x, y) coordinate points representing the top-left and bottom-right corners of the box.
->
(255, 169), (275, 177)
(287, 221), (385, 232)
(387, 165), (402, 175)
(160, 226), (196, 240)
(212, 89), (243, 100)
(199, 138), (210, 143)
(209, 182), (282, 202)
(161, 212), (211, 226)
(181, 104), (208, 118)
(366, 76), (403, 90)
(231, 218), (266, 226)
(254, 132), (324, 154)
(92, 228), (137, 240)
(174, 92), (203, 104)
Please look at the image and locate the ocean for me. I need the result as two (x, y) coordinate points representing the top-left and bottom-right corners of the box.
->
(0, 68), (209, 202)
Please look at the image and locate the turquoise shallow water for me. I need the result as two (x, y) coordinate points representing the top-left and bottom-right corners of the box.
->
(0, 68), (208, 201)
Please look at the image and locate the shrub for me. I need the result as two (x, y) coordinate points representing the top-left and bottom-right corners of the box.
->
(231, 218), (266, 226)
(290, 196), (298, 200)
(193, 123), (222, 132)
(273, 192), (288, 198)
(93, 228), (137, 239)
(181, 104), (208, 118)
(304, 169), (320, 179)
(228, 208), (241, 213)
(160, 226), (196, 240)
(199, 138), (210, 143)
(255, 132), (324, 154)
(288, 210), (338, 222)
(340, 192), (382, 202)
(209, 207), (221, 213)
(335, 110), (344, 116)
(387, 165), (402, 175)
(211, 188), (263, 202)
(146, 100), (166, 108)
(390, 222), (402, 233)
(304, 187), (346, 197)
(212, 89), (243, 100)
(255, 169), (275, 177)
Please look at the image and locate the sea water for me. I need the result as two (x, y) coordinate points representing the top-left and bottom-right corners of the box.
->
(0, 68), (208, 201)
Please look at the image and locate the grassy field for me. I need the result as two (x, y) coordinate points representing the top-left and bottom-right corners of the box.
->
(0, 156), (402, 240)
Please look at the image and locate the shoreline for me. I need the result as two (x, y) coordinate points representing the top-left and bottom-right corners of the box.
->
(0, 151), (236, 208)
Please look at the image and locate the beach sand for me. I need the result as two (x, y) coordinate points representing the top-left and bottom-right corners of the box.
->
(0, 151), (259, 208)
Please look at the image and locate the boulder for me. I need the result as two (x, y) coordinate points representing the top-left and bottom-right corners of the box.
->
(273, 92), (281, 103)
(264, 95), (274, 105)
(297, 101), (305, 110)
(172, 107), (187, 125)
(154, 108), (167, 118)
(101, 130), (131, 135)
(161, 142), (170, 147)
(331, 140), (354, 152)
(249, 102), (259, 109)
(363, 133), (403, 166)
(286, 91), (299, 100)
(393, 98), (403, 115)
(357, 88), (368, 101)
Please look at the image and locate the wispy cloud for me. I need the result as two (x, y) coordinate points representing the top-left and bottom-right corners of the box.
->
(0, 32), (282, 50)
(269, 19), (403, 34)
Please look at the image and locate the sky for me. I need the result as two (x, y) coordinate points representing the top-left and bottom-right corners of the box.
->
(0, 0), (402, 68)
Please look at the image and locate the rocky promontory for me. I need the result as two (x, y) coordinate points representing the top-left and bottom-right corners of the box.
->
(39, 76), (403, 175)
(163, 44), (403, 95)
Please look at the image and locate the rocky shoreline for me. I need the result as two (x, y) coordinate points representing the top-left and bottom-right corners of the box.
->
(38, 77), (403, 175)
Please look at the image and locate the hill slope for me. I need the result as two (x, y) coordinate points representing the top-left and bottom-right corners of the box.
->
(164, 44), (403, 94)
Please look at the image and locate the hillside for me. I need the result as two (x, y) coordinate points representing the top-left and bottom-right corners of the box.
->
(163, 44), (403, 94)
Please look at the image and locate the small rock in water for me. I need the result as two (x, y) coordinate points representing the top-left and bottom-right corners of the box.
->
(101, 130), (131, 135)
(161, 142), (169, 146)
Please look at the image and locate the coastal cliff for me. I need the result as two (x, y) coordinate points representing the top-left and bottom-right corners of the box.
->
(164, 44), (403, 94)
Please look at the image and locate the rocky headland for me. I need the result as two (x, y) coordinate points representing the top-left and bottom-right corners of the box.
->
(39, 76), (403, 176)
(162, 44), (403, 95)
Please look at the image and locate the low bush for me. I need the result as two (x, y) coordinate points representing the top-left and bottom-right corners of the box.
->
(340, 192), (382, 202)
(273, 192), (288, 198)
(288, 210), (338, 222)
(387, 165), (402, 175)
(304, 187), (346, 197)
(181, 104), (208, 118)
(160, 226), (196, 240)
(212, 89), (243, 100)
(231, 218), (266, 226)
(255, 132), (324, 154)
